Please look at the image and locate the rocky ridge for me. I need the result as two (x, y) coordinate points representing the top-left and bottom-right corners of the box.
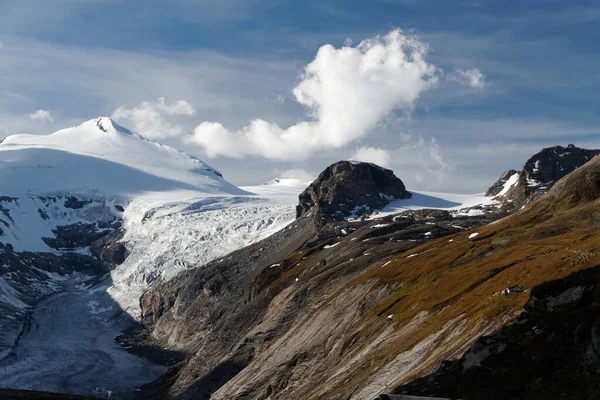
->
(487, 144), (600, 211)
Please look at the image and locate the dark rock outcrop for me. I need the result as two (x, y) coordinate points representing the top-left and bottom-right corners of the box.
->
(90, 229), (129, 266)
(63, 196), (92, 209)
(296, 161), (411, 222)
(488, 144), (600, 211)
(42, 222), (120, 250)
(523, 144), (599, 188)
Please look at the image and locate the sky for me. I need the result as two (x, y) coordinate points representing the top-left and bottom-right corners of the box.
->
(1, 0), (600, 192)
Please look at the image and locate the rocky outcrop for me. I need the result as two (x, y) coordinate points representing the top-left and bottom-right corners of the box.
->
(488, 144), (600, 211)
(485, 169), (518, 196)
(42, 221), (121, 251)
(90, 229), (129, 266)
(523, 144), (599, 187)
(296, 161), (411, 222)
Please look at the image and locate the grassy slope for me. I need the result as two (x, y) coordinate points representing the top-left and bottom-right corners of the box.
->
(292, 158), (600, 398)
(318, 157), (600, 397)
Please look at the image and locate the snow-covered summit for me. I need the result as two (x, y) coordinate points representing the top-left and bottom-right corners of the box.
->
(0, 117), (245, 197)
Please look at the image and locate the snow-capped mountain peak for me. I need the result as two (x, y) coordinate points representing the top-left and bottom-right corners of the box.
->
(0, 117), (244, 197)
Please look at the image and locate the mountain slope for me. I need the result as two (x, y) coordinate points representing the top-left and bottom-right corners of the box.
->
(135, 156), (600, 399)
(392, 154), (600, 399)
(132, 163), (499, 399)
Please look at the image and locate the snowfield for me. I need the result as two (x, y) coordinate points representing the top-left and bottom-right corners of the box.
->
(0, 118), (309, 316)
(0, 118), (311, 396)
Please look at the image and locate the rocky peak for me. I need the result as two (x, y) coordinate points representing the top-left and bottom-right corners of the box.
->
(296, 161), (411, 222)
(91, 117), (134, 135)
(522, 145), (600, 189)
(487, 144), (600, 210)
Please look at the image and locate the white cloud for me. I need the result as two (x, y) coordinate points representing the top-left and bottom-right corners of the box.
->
(187, 29), (439, 160)
(279, 168), (314, 180)
(399, 132), (413, 143)
(111, 97), (195, 139)
(155, 97), (195, 116)
(275, 94), (286, 104)
(390, 136), (449, 186)
(450, 68), (485, 88)
(351, 146), (392, 167)
(29, 109), (54, 122)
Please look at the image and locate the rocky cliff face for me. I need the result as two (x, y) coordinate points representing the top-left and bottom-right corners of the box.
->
(487, 144), (600, 211)
(296, 161), (411, 223)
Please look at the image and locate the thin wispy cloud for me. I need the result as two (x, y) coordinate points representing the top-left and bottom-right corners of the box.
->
(279, 168), (314, 180)
(449, 68), (485, 88)
(351, 146), (392, 167)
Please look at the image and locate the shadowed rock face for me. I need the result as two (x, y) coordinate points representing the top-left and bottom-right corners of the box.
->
(523, 144), (600, 187)
(296, 161), (411, 222)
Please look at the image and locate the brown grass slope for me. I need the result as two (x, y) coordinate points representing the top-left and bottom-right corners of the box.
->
(141, 156), (600, 400)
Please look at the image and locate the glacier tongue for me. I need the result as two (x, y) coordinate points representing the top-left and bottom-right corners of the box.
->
(109, 194), (298, 316)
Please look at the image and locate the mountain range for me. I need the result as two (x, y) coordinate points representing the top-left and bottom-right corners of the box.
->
(0, 118), (599, 400)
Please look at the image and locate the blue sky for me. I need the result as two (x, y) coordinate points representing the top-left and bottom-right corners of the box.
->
(2, 0), (600, 191)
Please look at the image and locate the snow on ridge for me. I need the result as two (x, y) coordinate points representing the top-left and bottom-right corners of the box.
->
(495, 172), (520, 197)
(241, 178), (311, 205)
(0, 196), (120, 253)
(360, 189), (493, 220)
(0, 118), (310, 318)
(0, 117), (244, 198)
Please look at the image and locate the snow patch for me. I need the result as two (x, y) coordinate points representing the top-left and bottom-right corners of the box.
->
(495, 173), (520, 197)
